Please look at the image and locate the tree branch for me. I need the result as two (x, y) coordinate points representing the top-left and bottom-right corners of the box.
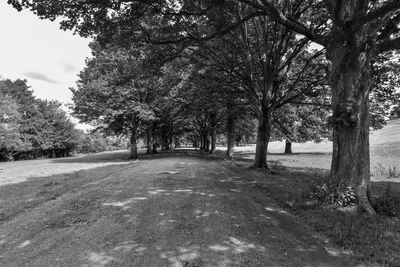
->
(378, 13), (400, 40)
(353, 0), (400, 24)
(142, 11), (267, 45)
(377, 37), (400, 53)
(239, 0), (327, 46)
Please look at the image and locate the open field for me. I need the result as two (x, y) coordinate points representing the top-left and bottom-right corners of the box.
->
(0, 150), (136, 187)
(217, 119), (400, 181)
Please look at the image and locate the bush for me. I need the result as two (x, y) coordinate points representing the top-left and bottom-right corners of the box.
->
(308, 182), (357, 207)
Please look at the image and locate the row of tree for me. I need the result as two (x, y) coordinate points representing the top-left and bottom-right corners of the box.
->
(0, 78), (127, 161)
(10, 0), (400, 214)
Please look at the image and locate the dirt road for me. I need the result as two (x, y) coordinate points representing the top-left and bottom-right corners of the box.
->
(0, 150), (349, 266)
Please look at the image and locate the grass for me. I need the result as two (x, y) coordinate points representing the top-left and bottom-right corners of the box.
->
(209, 143), (400, 266)
(266, 173), (400, 266)
(215, 119), (400, 180)
(372, 164), (400, 179)
(203, 119), (400, 265)
(294, 208), (400, 266)
(249, 168), (400, 266)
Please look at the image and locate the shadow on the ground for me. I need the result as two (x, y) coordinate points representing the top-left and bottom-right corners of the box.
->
(50, 150), (132, 164)
(51, 148), (334, 165)
(51, 149), (206, 164)
(371, 181), (400, 195)
(234, 151), (332, 157)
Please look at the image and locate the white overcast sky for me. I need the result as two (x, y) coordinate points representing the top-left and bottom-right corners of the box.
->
(0, 1), (92, 104)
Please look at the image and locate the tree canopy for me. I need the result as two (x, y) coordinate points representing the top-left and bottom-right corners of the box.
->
(9, 0), (400, 213)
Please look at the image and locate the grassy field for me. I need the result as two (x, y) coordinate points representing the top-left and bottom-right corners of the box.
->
(0, 150), (133, 186)
(217, 119), (400, 181)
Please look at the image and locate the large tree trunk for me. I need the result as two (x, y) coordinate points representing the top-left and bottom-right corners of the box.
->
(210, 128), (216, 154)
(152, 138), (158, 153)
(152, 127), (158, 153)
(225, 113), (235, 160)
(146, 128), (152, 154)
(254, 103), (272, 168)
(204, 134), (210, 152)
(130, 129), (138, 160)
(284, 141), (292, 154)
(210, 114), (217, 154)
(327, 37), (375, 214)
(200, 133), (204, 150)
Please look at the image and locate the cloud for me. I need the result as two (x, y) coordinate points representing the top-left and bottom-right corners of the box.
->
(24, 71), (61, 84)
(62, 62), (77, 74)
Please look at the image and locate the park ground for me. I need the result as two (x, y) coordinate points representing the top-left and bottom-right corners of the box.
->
(0, 119), (399, 266)
(0, 150), (353, 266)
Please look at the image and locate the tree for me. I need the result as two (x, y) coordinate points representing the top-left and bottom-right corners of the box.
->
(71, 43), (158, 159)
(11, 0), (400, 212)
(185, 3), (325, 167)
(370, 52), (400, 127)
(0, 91), (30, 160)
(36, 100), (81, 157)
(235, 0), (400, 213)
(0, 78), (81, 160)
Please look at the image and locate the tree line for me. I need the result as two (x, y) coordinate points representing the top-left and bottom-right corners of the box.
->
(9, 0), (400, 214)
(0, 79), (127, 161)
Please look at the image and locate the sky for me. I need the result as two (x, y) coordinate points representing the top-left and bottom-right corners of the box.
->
(0, 1), (92, 105)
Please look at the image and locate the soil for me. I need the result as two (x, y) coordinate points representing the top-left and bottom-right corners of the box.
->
(0, 150), (351, 266)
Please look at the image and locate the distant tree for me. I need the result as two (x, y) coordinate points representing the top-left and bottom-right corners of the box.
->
(0, 79), (40, 159)
(0, 79), (81, 160)
(391, 104), (400, 119)
(36, 100), (81, 157)
(370, 52), (400, 127)
(0, 92), (31, 160)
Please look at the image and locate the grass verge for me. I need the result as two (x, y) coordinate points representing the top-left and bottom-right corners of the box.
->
(213, 152), (400, 266)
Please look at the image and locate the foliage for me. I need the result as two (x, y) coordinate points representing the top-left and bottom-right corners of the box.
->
(72, 43), (157, 136)
(9, 0), (400, 212)
(370, 52), (400, 129)
(76, 132), (127, 154)
(308, 183), (357, 207)
(0, 78), (126, 161)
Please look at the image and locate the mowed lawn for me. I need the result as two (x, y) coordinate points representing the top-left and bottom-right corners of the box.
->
(219, 119), (400, 181)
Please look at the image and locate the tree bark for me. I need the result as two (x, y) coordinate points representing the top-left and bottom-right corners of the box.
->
(284, 141), (292, 154)
(200, 133), (204, 150)
(204, 134), (210, 152)
(225, 113), (235, 160)
(327, 33), (375, 214)
(146, 128), (152, 154)
(210, 128), (216, 154)
(210, 114), (217, 154)
(254, 103), (272, 168)
(130, 129), (138, 160)
(152, 139), (158, 153)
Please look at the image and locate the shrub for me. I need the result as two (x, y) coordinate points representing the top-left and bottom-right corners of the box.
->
(308, 182), (357, 207)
